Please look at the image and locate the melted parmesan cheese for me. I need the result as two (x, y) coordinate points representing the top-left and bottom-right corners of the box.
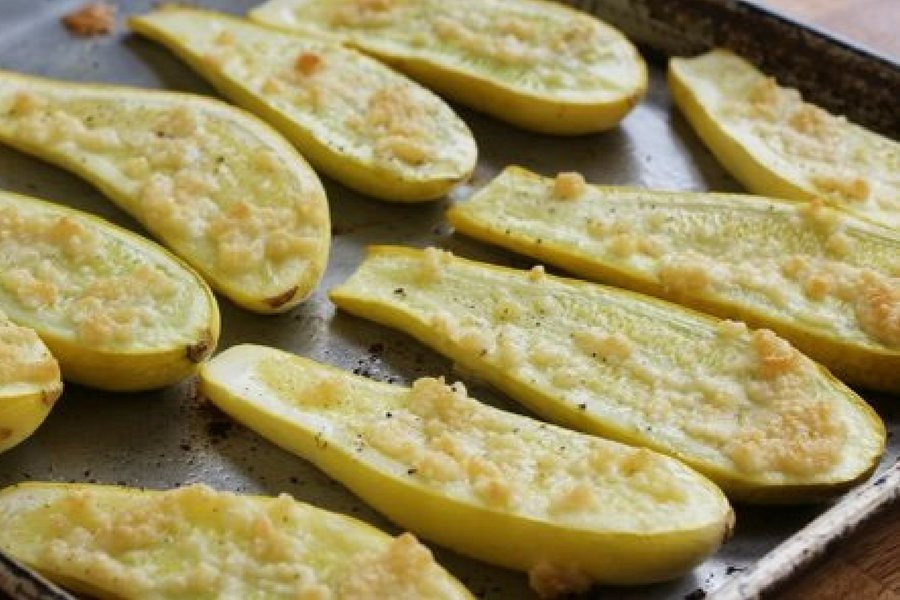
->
(331, 248), (882, 486)
(0, 484), (466, 600)
(0, 75), (328, 308)
(0, 195), (210, 351)
(672, 49), (899, 227)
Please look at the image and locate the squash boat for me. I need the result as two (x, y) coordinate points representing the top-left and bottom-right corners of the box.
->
(250, 0), (647, 135)
(200, 345), (733, 593)
(330, 246), (885, 503)
(0, 191), (218, 391)
(0, 312), (61, 453)
(0, 70), (329, 313)
(447, 166), (900, 393)
(669, 49), (899, 228)
(130, 8), (477, 202)
(0, 482), (473, 600)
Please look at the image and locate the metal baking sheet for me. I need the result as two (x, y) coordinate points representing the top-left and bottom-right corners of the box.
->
(0, 1), (897, 598)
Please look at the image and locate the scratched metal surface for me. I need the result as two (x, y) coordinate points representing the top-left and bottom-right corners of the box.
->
(0, 1), (897, 599)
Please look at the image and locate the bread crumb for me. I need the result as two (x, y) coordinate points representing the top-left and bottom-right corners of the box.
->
(62, 2), (116, 36)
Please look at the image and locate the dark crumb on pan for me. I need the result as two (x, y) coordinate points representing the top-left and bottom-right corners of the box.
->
(179, 443), (192, 452)
(725, 565), (746, 575)
(368, 342), (384, 355)
(197, 401), (235, 441)
(185, 379), (202, 405)
(684, 589), (706, 600)
(207, 419), (234, 442)
(62, 2), (116, 36)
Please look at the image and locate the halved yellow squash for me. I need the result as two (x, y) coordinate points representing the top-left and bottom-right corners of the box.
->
(130, 8), (477, 202)
(330, 246), (885, 502)
(0, 191), (218, 391)
(669, 49), (899, 228)
(0, 482), (473, 600)
(250, 0), (647, 135)
(0, 312), (61, 453)
(200, 344), (733, 592)
(448, 166), (900, 393)
(0, 70), (329, 313)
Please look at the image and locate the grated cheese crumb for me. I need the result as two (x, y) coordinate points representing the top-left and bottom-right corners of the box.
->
(420, 247), (452, 283)
(854, 271), (900, 347)
(528, 265), (546, 282)
(528, 561), (593, 599)
(11, 91), (46, 117)
(811, 175), (870, 203)
(751, 329), (801, 379)
(552, 172), (586, 200)
(716, 320), (748, 339)
(573, 329), (632, 361)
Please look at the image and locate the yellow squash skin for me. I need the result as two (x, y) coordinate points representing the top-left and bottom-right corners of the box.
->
(199, 344), (733, 592)
(130, 8), (477, 202)
(0, 314), (62, 453)
(0, 70), (330, 313)
(250, 0), (647, 135)
(0, 191), (219, 392)
(330, 246), (886, 503)
(669, 49), (899, 229)
(0, 482), (473, 600)
(448, 166), (900, 393)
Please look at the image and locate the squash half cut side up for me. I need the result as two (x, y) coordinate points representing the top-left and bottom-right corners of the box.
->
(330, 246), (886, 503)
(669, 49), (899, 228)
(0, 191), (218, 391)
(130, 8), (477, 202)
(250, 0), (647, 135)
(0, 70), (329, 313)
(0, 482), (473, 600)
(200, 344), (734, 593)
